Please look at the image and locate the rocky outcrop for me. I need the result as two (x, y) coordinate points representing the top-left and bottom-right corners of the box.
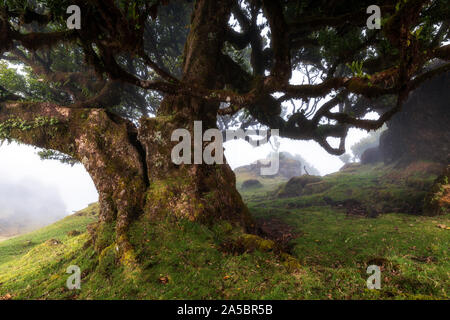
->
(276, 175), (323, 198)
(241, 179), (263, 190)
(235, 155), (302, 179)
(234, 152), (320, 180)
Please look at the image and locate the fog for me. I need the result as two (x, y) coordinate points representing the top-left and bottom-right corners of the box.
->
(0, 176), (66, 236)
(0, 142), (98, 237)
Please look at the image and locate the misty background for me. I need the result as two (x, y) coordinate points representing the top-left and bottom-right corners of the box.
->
(0, 175), (66, 236)
(0, 143), (98, 237)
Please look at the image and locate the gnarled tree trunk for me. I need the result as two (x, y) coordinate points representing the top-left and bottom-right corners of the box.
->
(136, 0), (252, 227)
(0, 0), (252, 261)
(138, 95), (251, 226)
(0, 98), (252, 261)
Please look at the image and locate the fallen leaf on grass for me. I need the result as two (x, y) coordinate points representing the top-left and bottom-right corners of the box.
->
(0, 294), (12, 300)
(158, 276), (169, 284)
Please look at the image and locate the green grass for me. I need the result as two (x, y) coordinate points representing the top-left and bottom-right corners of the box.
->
(0, 163), (448, 300)
(248, 205), (449, 299)
(0, 205), (97, 266)
(315, 163), (436, 213)
(0, 212), (303, 300)
(0, 205), (98, 299)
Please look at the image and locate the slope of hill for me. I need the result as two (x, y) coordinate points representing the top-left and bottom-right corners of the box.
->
(0, 163), (449, 300)
(0, 218), (47, 240)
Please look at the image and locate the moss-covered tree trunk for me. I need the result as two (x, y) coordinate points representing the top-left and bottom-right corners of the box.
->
(0, 0), (252, 261)
(138, 95), (251, 226)
(136, 0), (252, 227)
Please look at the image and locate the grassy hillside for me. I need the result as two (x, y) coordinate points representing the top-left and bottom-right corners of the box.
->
(0, 163), (449, 300)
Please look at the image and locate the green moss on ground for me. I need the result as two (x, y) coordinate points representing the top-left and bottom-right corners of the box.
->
(0, 164), (448, 300)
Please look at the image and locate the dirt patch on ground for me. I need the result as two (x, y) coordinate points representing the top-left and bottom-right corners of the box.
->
(255, 217), (300, 251)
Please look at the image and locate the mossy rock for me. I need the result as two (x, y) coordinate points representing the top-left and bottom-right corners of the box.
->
(277, 175), (322, 198)
(241, 179), (263, 190)
(67, 230), (82, 237)
(280, 253), (302, 272)
(423, 165), (450, 216)
(237, 234), (275, 252)
(221, 234), (276, 254)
